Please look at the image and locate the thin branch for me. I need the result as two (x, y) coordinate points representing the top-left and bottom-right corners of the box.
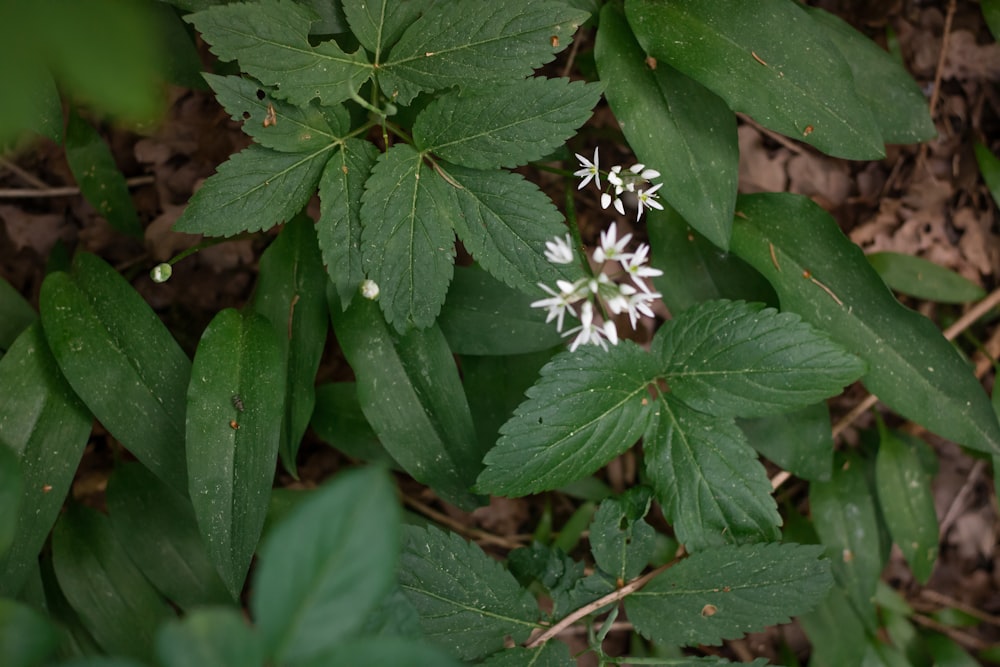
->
(401, 495), (528, 550)
(0, 157), (49, 189)
(920, 588), (1000, 627)
(917, 0), (957, 170)
(0, 175), (155, 198)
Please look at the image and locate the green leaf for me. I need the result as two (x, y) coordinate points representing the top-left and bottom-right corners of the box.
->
(186, 0), (371, 107)
(173, 143), (331, 237)
(975, 142), (1000, 207)
(378, 0), (588, 105)
(0, 444), (19, 558)
(625, 0), (884, 159)
(186, 309), (286, 599)
(0, 598), (59, 667)
(343, 0), (426, 63)
(296, 637), (464, 667)
(414, 78), (601, 169)
(317, 138), (379, 306)
(360, 143), (457, 331)
(399, 525), (539, 661)
(252, 467), (399, 664)
(985, 0), (1000, 42)
(803, 7), (935, 144)
(867, 251), (986, 303)
(155, 608), (263, 667)
(590, 487), (656, 582)
(56, 660), (148, 667)
(311, 382), (397, 467)
(106, 463), (232, 609)
(656, 300), (865, 418)
(0, 324), (90, 597)
(624, 543), (832, 646)
(739, 402), (833, 482)
(596, 4), (738, 249)
(797, 584), (869, 667)
(643, 395), (780, 551)
(52, 504), (174, 661)
(875, 428), (938, 584)
(204, 74), (342, 152)
(0, 276), (36, 352)
(443, 167), (583, 294)
(438, 267), (564, 355)
(39, 253), (190, 493)
(729, 193), (1000, 455)
(64, 111), (141, 237)
(479, 642), (574, 667)
(476, 342), (657, 497)
(328, 291), (482, 508)
(250, 216), (329, 474)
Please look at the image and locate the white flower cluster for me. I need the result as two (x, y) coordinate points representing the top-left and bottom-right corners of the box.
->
(574, 147), (663, 220)
(531, 223), (663, 352)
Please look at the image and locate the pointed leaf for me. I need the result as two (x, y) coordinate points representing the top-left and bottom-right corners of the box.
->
(596, 5), (738, 249)
(343, 0), (425, 63)
(975, 142), (1000, 207)
(186, 0), (371, 107)
(252, 467), (399, 664)
(729, 193), (1000, 455)
(173, 144), (331, 237)
(0, 323), (90, 598)
(590, 487), (656, 582)
(186, 309), (286, 599)
(655, 300), (865, 419)
(399, 525), (539, 661)
(155, 608), (263, 667)
(624, 543), (832, 646)
(625, 0), (884, 159)
(739, 402), (833, 482)
(0, 599), (59, 667)
(360, 143), (457, 331)
(310, 382), (396, 467)
(476, 342), (657, 497)
(798, 585), (869, 667)
(378, 0), (588, 105)
(0, 275), (36, 353)
(867, 251), (987, 304)
(0, 445), (19, 559)
(644, 395), (780, 550)
(39, 253), (190, 493)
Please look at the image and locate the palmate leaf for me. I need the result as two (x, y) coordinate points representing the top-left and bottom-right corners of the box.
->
(655, 300), (865, 418)
(414, 78), (602, 169)
(476, 342), (658, 497)
(342, 0), (426, 64)
(378, 0), (588, 105)
(643, 395), (781, 551)
(624, 543), (832, 647)
(186, 0), (371, 107)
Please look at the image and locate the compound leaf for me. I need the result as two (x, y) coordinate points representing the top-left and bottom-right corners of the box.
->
(342, 0), (426, 63)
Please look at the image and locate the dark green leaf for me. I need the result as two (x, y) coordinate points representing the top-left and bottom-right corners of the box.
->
(414, 78), (601, 169)
(625, 0), (884, 159)
(297, 637), (464, 667)
(479, 642), (575, 667)
(52, 504), (173, 661)
(985, 0), (1000, 41)
(590, 487), (656, 582)
(173, 144), (331, 237)
(250, 216), (328, 474)
(655, 300), (865, 418)
(343, 0), (425, 63)
(0, 444), (19, 558)
(252, 467), (399, 664)
(187, 0), (371, 106)
(867, 251), (985, 303)
(297, 0), (348, 34)
(57, 660), (148, 667)
(317, 138), (379, 306)
(730, 193), (1000, 455)
(0, 599), (59, 667)
(740, 402), (833, 482)
(155, 607), (263, 667)
(624, 543), (832, 646)
(106, 463), (232, 608)
(507, 542), (586, 618)
(186, 309), (286, 599)
(358, 586), (422, 638)
(311, 382), (397, 467)
(798, 585), (869, 667)
(399, 525), (539, 661)
(976, 142), (1000, 208)
(329, 291), (482, 508)
(596, 5), (738, 249)
(0, 276), (36, 352)
(643, 395), (780, 550)
(65, 112), (141, 236)
(476, 342), (658, 497)
(378, 0), (588, 104)
(39, 253), (189, 493)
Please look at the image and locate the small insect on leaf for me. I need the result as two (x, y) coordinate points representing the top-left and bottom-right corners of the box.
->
(229, 420), (240, 430)
(803, 125), (814, 137)
(41, 484), (53, 493)
(263, 103), (277, 128)
(645, 55), (657, 70)
(232, 394), (244, 412)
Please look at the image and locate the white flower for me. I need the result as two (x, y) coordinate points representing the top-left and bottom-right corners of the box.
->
(543, 234), (575, 265)
(623, 290), (661, 329)
(573, 147), (601, 190)
(360, 279), (380, 300)
(565, 301), (611, 352)
(635, 182), (664, 220)
(607, 165), (626, 193)
(604, 281), (637, 315)
(530, 281), (579, 332)
(621, 243), (663, 293)
(593, 222), (633, 263)
(629, 163), (661, 181)
(600, 191), (625, 216)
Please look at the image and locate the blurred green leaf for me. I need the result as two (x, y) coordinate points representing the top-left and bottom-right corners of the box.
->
(974, 142), (1000, 208)
(799, 585), (869, 667)
(0, 445), (19, 558)
(590, 487), (655, 582)
(982, 0), (1000, 42)
(478, 642), (574, 667)
(186, 309), (285, 599)
(0, 277), (36, 353)
(867, 251), (985, 303)
(0, 598), (59, 667)
(298, 637), (463, 667)
(155, 608), (263, 667)
(740, 402), (834, 482)
(311, 382), (396, 467)
(924, 632), (981, 667)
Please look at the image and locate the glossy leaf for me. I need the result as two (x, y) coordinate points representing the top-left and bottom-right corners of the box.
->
(173, 143), (331, 237)
(740, 402), (833, 482)
(867, 251), (985, 303)
(155, 607), (263, 667)
(596, 4), (738, 249)
(730, 193), (1000, 456)
(590, 487), (656, 582)
(186, 309), (285, 599)
(187, 0), (371, 107)
(52, 504), (173, 661)
(250, 216), (328, 474)
(643, 394), (781, 551)
(343, 0), (425, 62)
(39, 253), (189, 493)
(328, 290), (481, 508)
(0, 276), (36, 352)
(106, 463), (232, 608)
(399, 525), (539, 661)
(360, 143), (457, 331)
(476, 342), (658, 497)
(625, 542), (832, 646)
(378, 0), (587, 105)
(0, 598), (59, 667)
(310, 382), (396, 467)
(253, 467), (398, 664)
(655, 300), (865, 418)
(625, 0), (884, 159)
